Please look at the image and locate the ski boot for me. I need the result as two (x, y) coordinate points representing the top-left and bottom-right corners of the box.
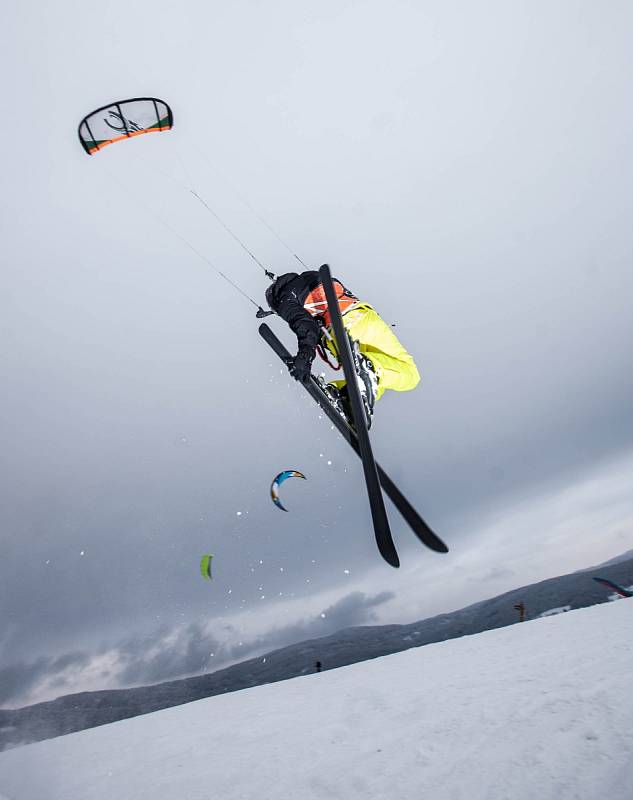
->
(316, 377), (351, 425)
(348, 337), (378, 429)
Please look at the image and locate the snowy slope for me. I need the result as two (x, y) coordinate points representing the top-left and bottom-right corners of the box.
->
(1, 599), (632, 800)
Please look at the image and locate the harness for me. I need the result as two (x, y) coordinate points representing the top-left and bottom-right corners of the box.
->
(303, 279), (358, 327)
(316, 327), (341, 370)
(305, 279), (361, 370)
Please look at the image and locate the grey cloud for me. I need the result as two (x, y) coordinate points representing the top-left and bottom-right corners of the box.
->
(483, 566), (516, 582)
(116, 623), (223, 687)
(116, 591), (395, 688)
(0, 652), (90, 706)
(220, 590), (396, 664)
(0, 590), (396, 705)
(319, 590), (395, 631)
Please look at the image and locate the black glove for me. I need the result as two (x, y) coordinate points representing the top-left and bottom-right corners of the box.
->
(289, 347), (315, 384)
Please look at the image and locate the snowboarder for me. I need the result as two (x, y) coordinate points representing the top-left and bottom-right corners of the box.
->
(265, 269), (420, 423)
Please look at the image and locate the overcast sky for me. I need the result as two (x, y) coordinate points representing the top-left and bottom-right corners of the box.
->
(2, 0), (633, 708)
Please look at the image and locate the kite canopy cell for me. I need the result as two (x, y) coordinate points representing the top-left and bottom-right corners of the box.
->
(78, 97), (173, 155)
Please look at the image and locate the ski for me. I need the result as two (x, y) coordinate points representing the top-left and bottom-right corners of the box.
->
(259, 323), (448, 557)
(318, 264), (399, 567)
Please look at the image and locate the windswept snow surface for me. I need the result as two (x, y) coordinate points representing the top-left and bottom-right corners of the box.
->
(1, 600), (632, 800)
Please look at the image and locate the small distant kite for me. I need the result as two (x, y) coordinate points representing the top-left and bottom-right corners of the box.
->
(270, 470), (306, 512)
(78, 97), (173, 155)
(592, 576), (632, 598)
(200, 554), (214, 580)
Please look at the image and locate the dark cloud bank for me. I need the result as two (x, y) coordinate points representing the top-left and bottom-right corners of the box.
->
(0, 590), (394, 708)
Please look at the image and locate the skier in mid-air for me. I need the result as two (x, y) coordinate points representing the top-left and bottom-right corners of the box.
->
(265, 269), (420, 424)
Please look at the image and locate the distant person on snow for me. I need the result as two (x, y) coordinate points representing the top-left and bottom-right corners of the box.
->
(265, 269), (420, 424)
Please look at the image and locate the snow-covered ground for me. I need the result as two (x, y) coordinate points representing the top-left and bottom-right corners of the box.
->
(1, 599), (631, 800)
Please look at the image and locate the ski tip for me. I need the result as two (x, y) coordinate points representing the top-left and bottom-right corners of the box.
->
(416, 524), (449, 554)
(382, 549), (400, 568)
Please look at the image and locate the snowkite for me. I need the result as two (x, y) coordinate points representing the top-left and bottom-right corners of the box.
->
(592, 576), (632, 598)
(78, 97), (173, 155)
(200, 554), (213, 580)
(270, 470), (306, 512)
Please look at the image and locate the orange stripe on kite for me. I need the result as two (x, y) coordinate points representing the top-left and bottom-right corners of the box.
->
(86, 125), (172, 154)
